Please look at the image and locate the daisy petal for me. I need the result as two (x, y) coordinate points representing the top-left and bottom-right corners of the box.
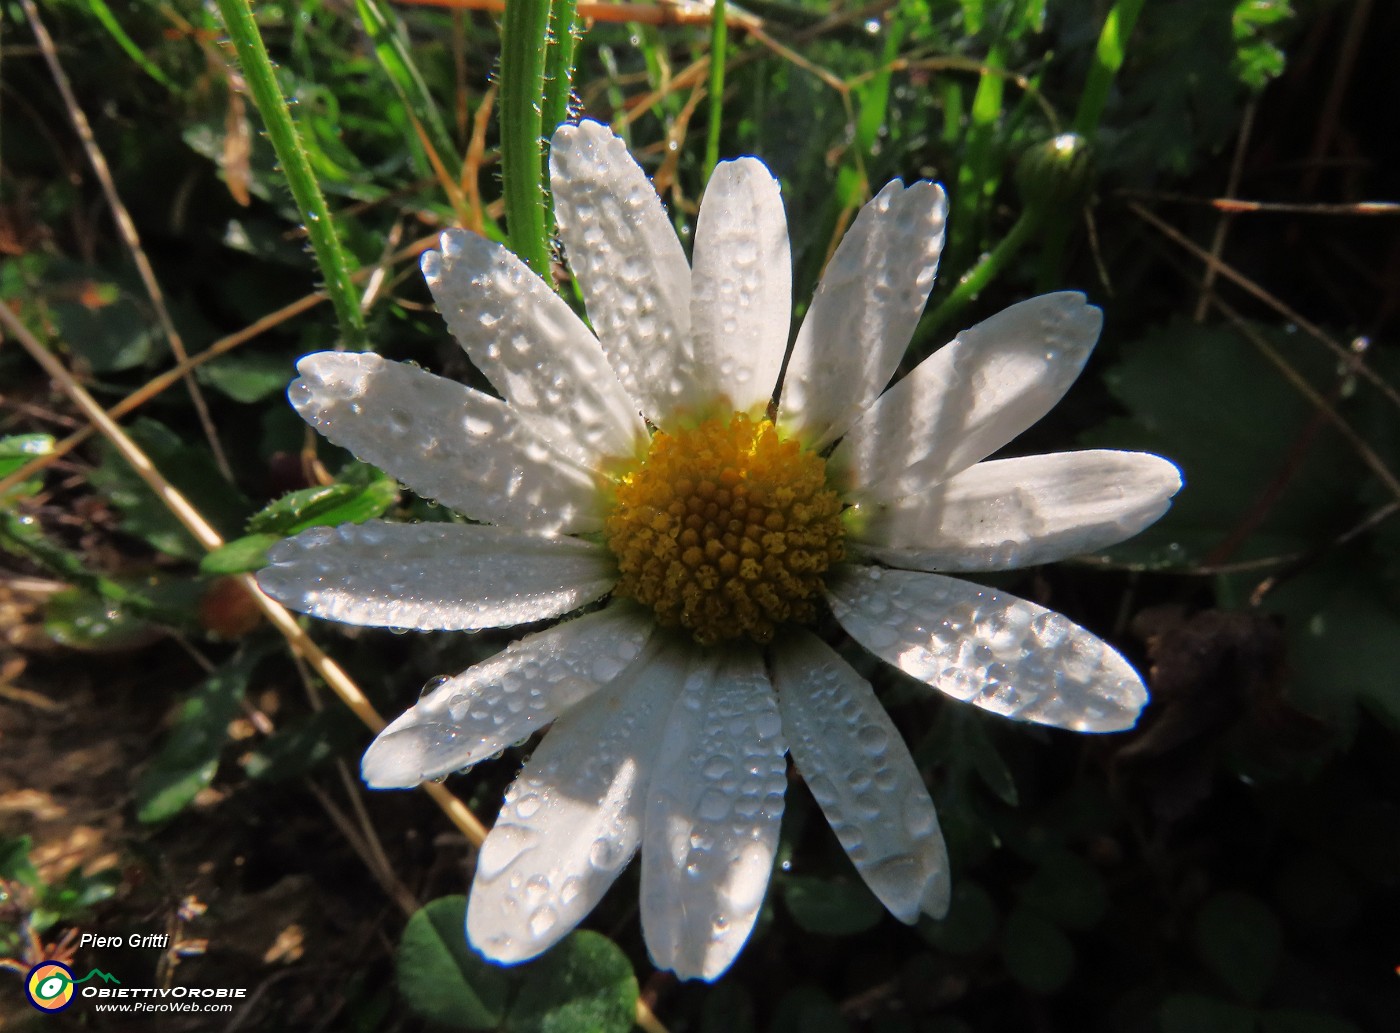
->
(361, 605), (654, 788)
(828, 566), (1148, 732)
(852, 450), (1183, 572)
(687, 158), (791, 418)
(422, 229), (647, 466)
(466, 640), (689, 964)
(830, 292), (1102, 500)
(549, 121), (696, 428)
(256, 520), (615, 632)
(780, 180), (947, 448)
(641, 648), (786, 981)
(289, 352), (606, 532)
(772, 630), (950, 923)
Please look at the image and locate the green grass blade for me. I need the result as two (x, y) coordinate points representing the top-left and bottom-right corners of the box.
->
(213, 0), (367, 349)
(82, 0), (176, 91)
(1073, 0), (1146, 138)
(705, 0), (729, 175)
(354, 0), (460, 171)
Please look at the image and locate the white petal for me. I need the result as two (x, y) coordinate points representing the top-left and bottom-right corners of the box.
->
(641, 648), (786, 981)
(466, 639), (691, 964)
(779, 180), (947, 449)
(687, 158), (791, 418)
(422, 230), (647, 467)
(771, 630), (950, 923)
(256, 520), (615, 632)
(361, 605), (654, 788)
(289, 352), (606, 532)
(852, 450), (1183, 572)
(830, 293), (1102, 500)
(549, 121), (696, 429)
(828, 566), (1148, 732)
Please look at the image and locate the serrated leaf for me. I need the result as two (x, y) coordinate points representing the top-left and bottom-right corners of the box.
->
(1001, 905), (1074, 993)
(780, 875), (885, 935)
(200, 533), (282, 575)
(1194, 891), (1281, 1003)
(134, 648), (265, 823)
(507, 930), (638, 1033)
(396, 896), (509, 1030)
(246, 477), (397, 536)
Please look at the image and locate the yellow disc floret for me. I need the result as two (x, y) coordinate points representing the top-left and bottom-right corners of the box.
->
(606, 413), (845, 645)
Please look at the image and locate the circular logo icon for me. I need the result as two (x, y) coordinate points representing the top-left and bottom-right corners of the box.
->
(25, 961), (76, 1012)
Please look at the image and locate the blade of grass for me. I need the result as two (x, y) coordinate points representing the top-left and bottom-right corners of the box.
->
(1036, 0), (1144, 288)
(355, 0), (460, 169)
(704, 0), (729, 175)
(499, 0), (554, 282)
(81, 0), (177, 91)
(213, 0), (368, 349)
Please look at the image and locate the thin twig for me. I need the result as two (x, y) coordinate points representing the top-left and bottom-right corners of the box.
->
(1129, 201), (1400, 414)
(1193, 99), (1255, 321)
(20, 0), (233, 481)
(0, 303), (489, 848)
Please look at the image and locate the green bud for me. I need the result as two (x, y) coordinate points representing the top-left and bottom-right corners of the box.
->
(1015, 133), (1094, 214)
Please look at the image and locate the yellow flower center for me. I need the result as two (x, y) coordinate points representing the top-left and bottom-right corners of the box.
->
(605, 413), (846, 645)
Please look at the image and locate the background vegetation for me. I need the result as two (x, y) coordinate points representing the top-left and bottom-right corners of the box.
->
(1, 0), (1397, 1030)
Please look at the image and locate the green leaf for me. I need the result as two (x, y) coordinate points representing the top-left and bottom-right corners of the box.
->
(508, 930), (638, 1033)
(1084, 320), (1361, 568)
(246, 478), (398, 536)
(397, 896), (509, 1030)
(200, 533), (283, 575)
(1001, 905), (1074, 993)
(1159, 994), (1257, 1033)
(0, 836), (40, 887)
(89, 418), (249, 561)
(780, 875), (885, 935)
(918, 881), (998, 956)
(241, 709), (361, 781)
(1017, 851), (1108, 931)
(44, 587), (162, 651)
(1193, 891), (1281, 1003)
(0, 433), (54, 495)
(134, 648), (266, 823)
(196, 351), (296, 403)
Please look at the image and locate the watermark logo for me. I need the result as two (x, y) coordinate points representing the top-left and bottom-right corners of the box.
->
(24, 962), (120, 1013)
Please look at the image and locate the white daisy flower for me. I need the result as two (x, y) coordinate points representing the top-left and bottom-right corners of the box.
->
(257, 120), (1180, 982)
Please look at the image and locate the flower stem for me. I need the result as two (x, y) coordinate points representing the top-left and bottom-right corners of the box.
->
(542, 0), (580, 136)
(919, 209), (1041, 343)
(500, 0), (555, 283)
(1037, 0), (1143, 289)
(213, 0), (367, 349)
(705, 0), (729, 175)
